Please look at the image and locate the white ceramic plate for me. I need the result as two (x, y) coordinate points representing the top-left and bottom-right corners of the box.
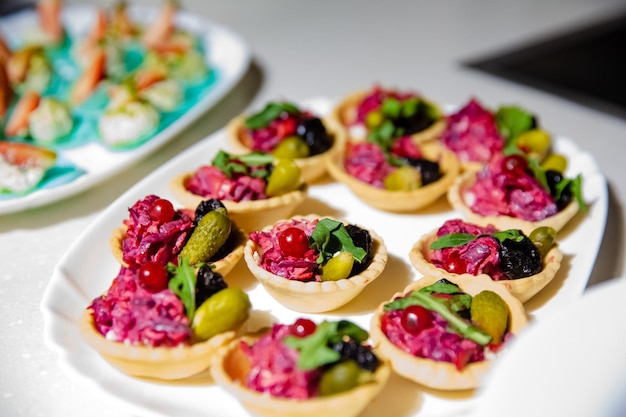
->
(41, 97), (608, 417)
(0, 3), (250, 214)
(470, 276), (626, 417)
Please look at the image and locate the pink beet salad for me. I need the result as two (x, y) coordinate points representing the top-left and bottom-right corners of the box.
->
(441, 98), (504, 164)
(89, 267), (191, 347)
(381, 279), (510, 370)
(248, 217), (373, 282)
(241, 319), (380, 398)
(427, 219), (550, 280)
(344, 137), (442, 190)
(465, 153), (585, 221)
(122, 194), (194, 269)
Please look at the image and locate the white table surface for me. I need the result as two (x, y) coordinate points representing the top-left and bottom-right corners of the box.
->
(1, 1), (625, 416)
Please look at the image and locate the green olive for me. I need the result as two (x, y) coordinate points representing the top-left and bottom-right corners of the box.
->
(384, 166), (421, 191)
(318, 360), (361, 396)
(528, 226), (556, 259)
(191, 287), (251, 341)
(365, 110), (384, 129)
(273, 136), (310, 159)
(515, 129), (551, 154)
(321, 251), (354, 281)
(541, 153), (567, 174)
(265, 158), (302, 196)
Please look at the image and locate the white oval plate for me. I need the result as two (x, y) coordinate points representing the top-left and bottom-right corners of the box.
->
(0, 3), (250, 214)
(41, 97), (608, 417)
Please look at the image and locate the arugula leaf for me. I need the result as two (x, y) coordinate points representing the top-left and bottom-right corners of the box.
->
(381, 98), (402, 119)
(495, 105), (535, 142)
(211, 150), (274, 179)
(284, 320), (369, 370)
(528, 157), (549, 191)
(429, 233), (476, 249)
(309, 218), (367, 264)
(417, 280), (462, 295)
(167, 258), (198, 320)
(244, 101), (301, 130)
(384, 290), (492, 345)
(571, 174), (588, 213)
(492, 229), (524, 243)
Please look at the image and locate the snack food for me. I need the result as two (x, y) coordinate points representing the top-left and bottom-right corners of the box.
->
(326, 138), (459, 212)
(79, 260), (252, 379)
(370, 274), (527, 390)
(448, 153), (585, 234)
(227, 101), (339, 183)
(244, 214), (387, 312)
(408, 219), (563, 302)
(0, 141), (57, 194)
(440, 98), (552, 171)
(110, 195), (245, 277)
(210, 318), (390, 417)
(169, 150), (307, 232)
(327, 85), (446, 144)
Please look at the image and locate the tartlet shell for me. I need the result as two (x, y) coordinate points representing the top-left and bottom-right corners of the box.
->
(326, 139), (460, 212)
(110, 222), (247, 277)
(226, 115), (343, 184)
(408, 227), (563, 302)
(326, 88), (447, 144)
(243, 214), (388, 313)
(78, 309), (236, 380)
(369, 274), (528, 390)
(169, 173), (308, 232)
(447, 170), (580, 235)
(210, 334), (391, 417)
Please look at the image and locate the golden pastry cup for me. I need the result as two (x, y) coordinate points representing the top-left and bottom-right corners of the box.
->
(447, 170), (580, 235)
(226, 115), (343, 184)
(369, 274), (528, 391)
(326, 140), (460, 212)
(408, 227), (563, 302)
(243, 214), (388, 313)
(169, 173), (308, 232)
(210, 334), (391, 417)
(326, 88), (447, 143)
(78, 309), (236, 380)
(110, 222), (246, 277)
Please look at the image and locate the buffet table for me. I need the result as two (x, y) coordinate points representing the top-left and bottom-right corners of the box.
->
(1, 1), (625, 416)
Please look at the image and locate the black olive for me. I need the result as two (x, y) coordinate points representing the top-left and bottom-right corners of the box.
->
(545, 170), (573, 210)
(296, 117), (333, 156)
(400, 157), (442, 185)
(195, 199), (226, 224)
(332, 340), (379, 372)
(345, 224), (373, 275)
(195, 266), (227, 307)
(499, 236), (543, 279)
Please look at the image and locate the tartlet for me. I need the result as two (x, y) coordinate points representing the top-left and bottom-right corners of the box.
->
(243, 214), (388, 313)
(326, 139), (460, 212)
(369, 274), (528, 390)
(408, 224), (563, 302)
(226, 102), (342, 183)
(448, 169), (580, 235)
(110, 222), (246, 277)
(79, 309), (236, 380)
(210, 323), (391, 417)
(326, 86), (446, 144)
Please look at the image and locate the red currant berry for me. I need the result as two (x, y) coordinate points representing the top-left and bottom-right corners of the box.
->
(278, 227), (310, 257)
(501, 154), (528, 176)
(290, 318), (317, 337)
(400, 305), (433, 335)
(137, 262), (169, 292)
(149, 198), (176, 223)
(444, 252), (468, 274)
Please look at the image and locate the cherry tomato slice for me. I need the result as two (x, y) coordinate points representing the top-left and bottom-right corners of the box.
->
(501, 154), (529, 176)
(290, 318), (317, 337)
(278, 227), (310, 257)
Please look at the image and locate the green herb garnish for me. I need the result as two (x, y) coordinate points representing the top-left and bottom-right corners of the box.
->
(284, 320), (369, 370)
(167, 258), (198, 320)
(211, 150), (274, 179)
(384, 283), (491, 345)
(495, 105), (535, 142)
(429, 229), (524, 250)
(309, 218), (366, 264)
(244, 101), (301, 130)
